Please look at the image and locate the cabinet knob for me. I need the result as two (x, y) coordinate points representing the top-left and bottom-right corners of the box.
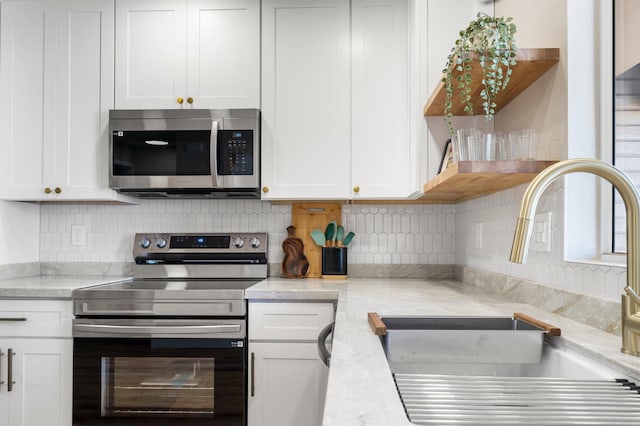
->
(353, 186), (360, 193)
(262, 186), (269, 193)
(187, 97), (193, 104)
(44, 187), (52, 194)
(177, 97), (184, 104)
(54, 187), (61, 194)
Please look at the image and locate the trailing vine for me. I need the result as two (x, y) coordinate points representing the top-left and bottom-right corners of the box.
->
(442, 13), (517, 136)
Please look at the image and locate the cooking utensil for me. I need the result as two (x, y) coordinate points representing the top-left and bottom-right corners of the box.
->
(342, 231), (355, 246)
(282, 226), (309, 278)
(310, 229), (326, 247)
(336, 225), (345, 245)
(325, 221), (337, 246)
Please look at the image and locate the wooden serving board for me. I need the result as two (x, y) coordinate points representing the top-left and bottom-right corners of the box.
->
(291, 202), (342, 278)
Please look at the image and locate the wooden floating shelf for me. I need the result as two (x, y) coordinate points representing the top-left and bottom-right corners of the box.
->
(423, 48), (560, 117)
(418, 160), (557, 203)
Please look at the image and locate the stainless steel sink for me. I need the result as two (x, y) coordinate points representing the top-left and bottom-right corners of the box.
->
(376, 314), (635, 378)
(375, 315), (640, 425)
(381, 316), (549, 373)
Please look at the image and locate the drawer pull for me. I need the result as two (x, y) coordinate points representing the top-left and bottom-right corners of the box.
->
(7, 348), (14, 392)
(317, 322), (334, 367)
(0, 317), (27, 322)
(0, 349), (4, 388)
(250, 352), (255, 397)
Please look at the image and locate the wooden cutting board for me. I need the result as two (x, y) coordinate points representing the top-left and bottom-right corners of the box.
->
(290, 202), (342, 278)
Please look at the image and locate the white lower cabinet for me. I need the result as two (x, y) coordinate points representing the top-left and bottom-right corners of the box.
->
(0, 300), (73, 426)
(248, 301), (335, 426)
(248, 342), (329, 426)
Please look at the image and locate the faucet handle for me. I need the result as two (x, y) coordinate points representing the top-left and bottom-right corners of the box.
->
(625, 286), (640, 307)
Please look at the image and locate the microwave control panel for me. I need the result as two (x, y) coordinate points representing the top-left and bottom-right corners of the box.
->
(218, 130), (254, 175)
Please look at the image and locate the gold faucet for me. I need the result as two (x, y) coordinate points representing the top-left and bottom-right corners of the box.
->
(510, 158), (640, 356)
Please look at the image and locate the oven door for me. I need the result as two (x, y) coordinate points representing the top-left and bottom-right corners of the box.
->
(73, 319), (246, 426)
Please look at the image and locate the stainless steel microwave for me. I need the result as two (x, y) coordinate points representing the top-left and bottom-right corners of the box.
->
(109, 109), (260, 198)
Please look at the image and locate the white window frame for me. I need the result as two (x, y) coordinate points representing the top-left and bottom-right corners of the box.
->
(563, 0), (624, 268)
(599, 0), (616, 260)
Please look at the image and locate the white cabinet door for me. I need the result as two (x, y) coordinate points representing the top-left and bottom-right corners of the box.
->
(116, 0), (260, 109)
(351, 0), (419, 199)
(261, 0), (420, 200)
(0, 0), (57, 200)
(56, 0), (131, 201)
(248, 342), (328, 426)
(186, 0), (260, 108)
(0, 0), (132, 202)
(1, 338), (73, 426)
(115, 0), (187, 109)
(261, 0), (352, 200)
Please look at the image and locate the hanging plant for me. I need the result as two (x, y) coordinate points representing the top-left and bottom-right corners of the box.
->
(442, 13), (518, 136)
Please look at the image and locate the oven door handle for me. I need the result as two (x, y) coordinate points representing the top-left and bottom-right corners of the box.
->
(73, 323), (241, 335)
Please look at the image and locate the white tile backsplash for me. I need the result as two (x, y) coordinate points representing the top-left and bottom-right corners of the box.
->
(455, 183), (627, 303)
(39, 201), (456, 265)
(36, 192), (627, 305)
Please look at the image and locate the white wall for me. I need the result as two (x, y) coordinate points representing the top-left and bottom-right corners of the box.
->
(0, 200), (40, 263)
(424, 0), (494, 178)
(457, 0), (628, 303)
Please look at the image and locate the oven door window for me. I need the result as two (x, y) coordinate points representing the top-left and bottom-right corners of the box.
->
(73, 338), (245, 426)
(102, 357), (215, 417)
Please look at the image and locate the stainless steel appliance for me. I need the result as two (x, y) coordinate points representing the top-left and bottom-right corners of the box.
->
(72, 232), (268, 426)
(109, 109), (260, 198)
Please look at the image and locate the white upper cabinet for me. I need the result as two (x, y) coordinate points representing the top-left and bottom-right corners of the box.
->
(261, 0), (353, 200)
(115, 0), (260, 109)
(56, 0), (129, 201)
(261, 0), (421, 200)
(0, 0), (131, 202)
(0, 0), (57, 200)
(351, 0), (418, 199)
(186, 0), (260, 108)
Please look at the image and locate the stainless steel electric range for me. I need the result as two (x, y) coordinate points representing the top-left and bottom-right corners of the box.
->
(72, 232), (268, 426)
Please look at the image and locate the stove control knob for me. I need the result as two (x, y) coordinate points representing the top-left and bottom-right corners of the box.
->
(139, 237), (151, 249)
(155, 237), (167, 249)
(233, 237), (245, 249)
(250, 237), (261, 248)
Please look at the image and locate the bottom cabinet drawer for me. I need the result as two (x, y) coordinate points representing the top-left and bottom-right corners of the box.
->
(249, 302), (335, 341)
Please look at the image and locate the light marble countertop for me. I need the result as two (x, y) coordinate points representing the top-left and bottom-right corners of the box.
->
(4, 274), (640, 425)
(0, 275), (131, 299)
(247, 277), (640, 426)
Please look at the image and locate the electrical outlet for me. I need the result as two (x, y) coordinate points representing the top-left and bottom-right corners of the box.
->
(474, 222), (483, 249)
(71, 224), (86, 246)
(531, 212), (551, 252)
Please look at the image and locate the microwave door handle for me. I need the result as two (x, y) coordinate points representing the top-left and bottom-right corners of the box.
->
(210, 120), (219, 187)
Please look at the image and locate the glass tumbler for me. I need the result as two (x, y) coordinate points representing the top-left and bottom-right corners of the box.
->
(456, 128), (482, 161)
(496, 134), (510, 160)
(508, 129), (538, 160)
(481, 132), (501, 161)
